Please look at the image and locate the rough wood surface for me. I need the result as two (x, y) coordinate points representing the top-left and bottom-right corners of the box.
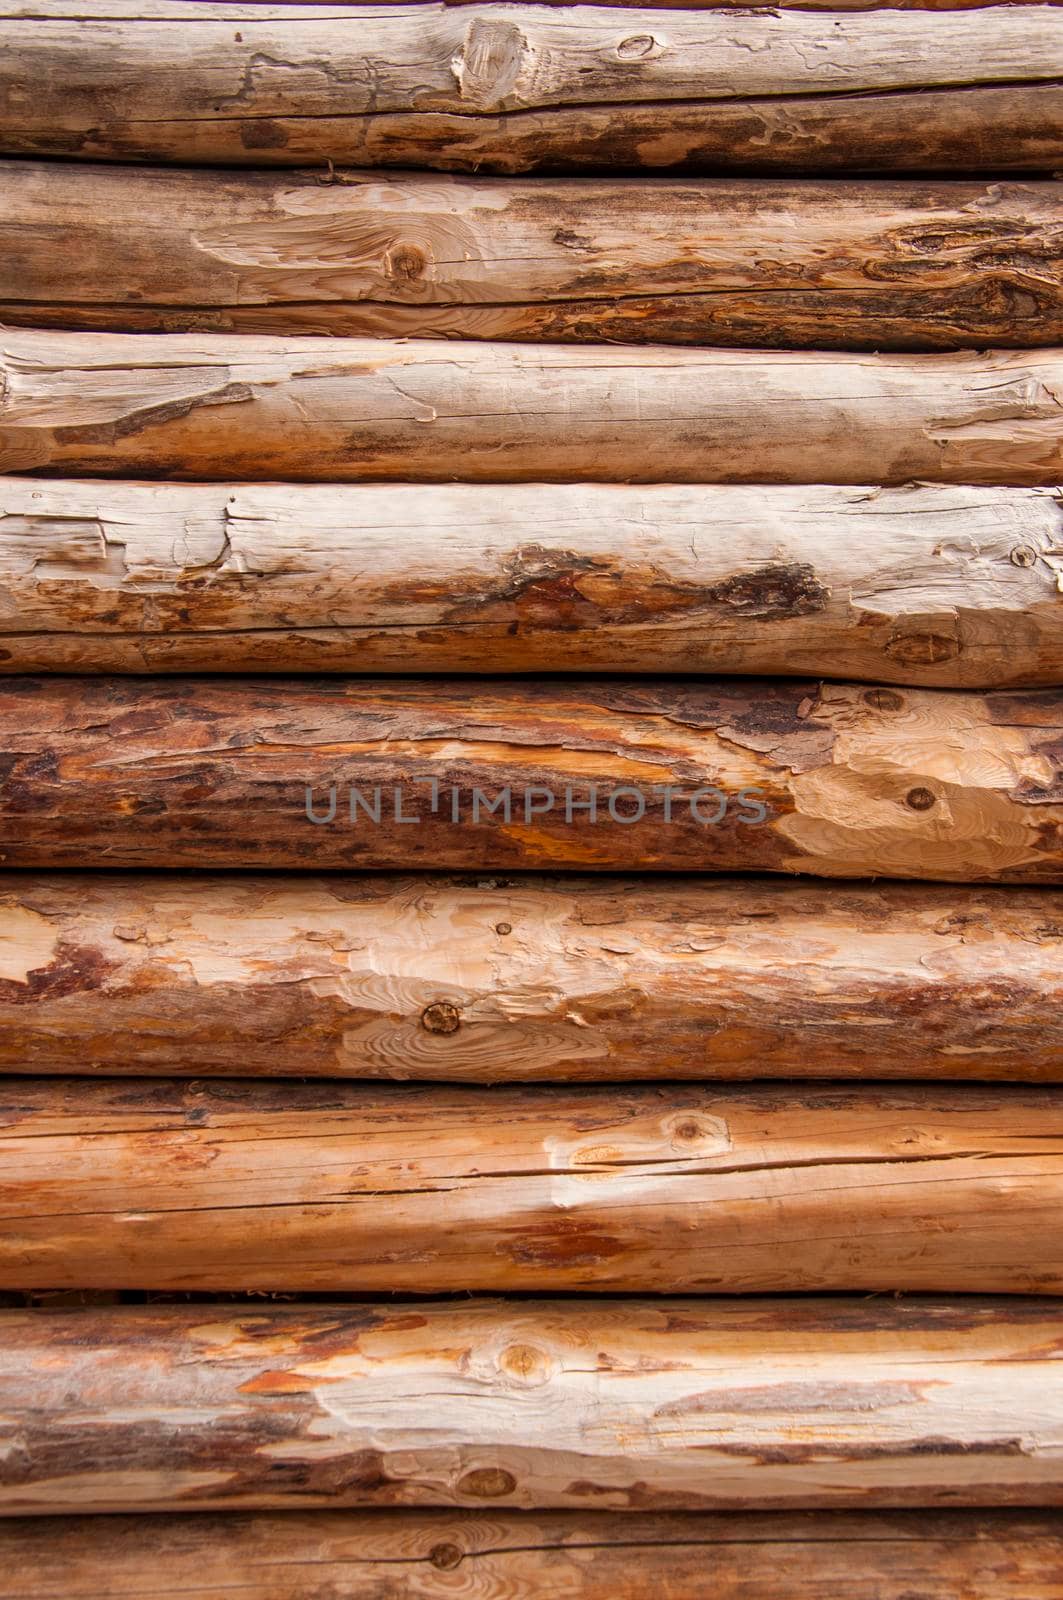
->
(2, 1077), (1062, 1292)
(4, 479), (1063, 683)
(3, 164), (1059, 350)
(4, 874), (1063, 1083)
(8, 331), (1063, 487)
(2, 1298), (1063, 1512)
(3, 1509), (1062, 1598)
(0, 677), (1061, 879)
(3, 4), (1060, 173)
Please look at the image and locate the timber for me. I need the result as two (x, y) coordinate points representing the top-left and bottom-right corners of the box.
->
(3, 1511), (1063, 1599)
(3, 479), (1063, 683)
(2, 1297), (1063, 1511)
(2, 3), (1061, 173)
(1, 163), (1059, 350)
(3, 1077), (1063, 1293)
(7, 330), (1063, 488)
(0, 676), (1061, 880)
(4, 874), (1063, 1083)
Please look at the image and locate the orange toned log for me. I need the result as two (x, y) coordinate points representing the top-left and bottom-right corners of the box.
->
(1, 1077), (1061, 1292)
(4, 874), (1063, 1082)
(0, 677), (1061, 880)
(7, 331), (1063, 488)
(2, 164), (1059, 350)
(3, 1509), (1063, 1598)
(4, 3), (1060, 174)
(2, 1298), (1063, 1512)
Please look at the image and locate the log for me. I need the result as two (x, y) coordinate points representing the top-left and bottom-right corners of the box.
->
(7, 330), (1063, 488)
(3, 1510), (1062, 1598)
(2, 1077), (1062, 1292)
(3, 3), (1060, 173)
(4, 874), (1063, 1083)
(0, 677), (1061, 879)
(2, 164), (1059, 350)
(2, 1298), (1063, 1511)
(4, 479), (1063, 683)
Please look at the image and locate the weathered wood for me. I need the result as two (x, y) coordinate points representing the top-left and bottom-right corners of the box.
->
(0, 677), (1060, 879)
(2, 164), (1058, 350)
(3, 479), (1063, 683)
(3, 1078), (1063, 1292)
(5, 329), (1063, 488)
(5, 874), (1063, 1083)
(3, 4), (1060, 173)
(3, 1298), (1063, 1512)
(3, 1509), (1062, 1598)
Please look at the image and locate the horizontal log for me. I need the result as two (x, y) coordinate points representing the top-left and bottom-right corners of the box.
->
(3, 1078), (1063, 1293)
(0, 677), (1061, 879)
(5, 330), (1063, 491)
(3, 4), (1060, 173)
(3, 1298), (1063, 1512)
(5, 874), (1063, 1083)
(4, 479), (1063, 683)
(3, 165), (1059, 350)
(3, 1510), (1063, 1598)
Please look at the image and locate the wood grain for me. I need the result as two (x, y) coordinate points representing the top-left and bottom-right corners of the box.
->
(3, 1077), (1063, 1292)
(2, 1298), (1063, 1512)
(4, 874), (1063, 1083)
(3, 3), (1060, 172)
(0, 677), (1061, 879)
(3, 164), (1059, 350)
(8, 330), (1063, 487)
(3, 1509), (1062, 1598)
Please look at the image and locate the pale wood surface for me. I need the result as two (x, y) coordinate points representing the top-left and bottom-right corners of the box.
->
(2, 1298), (1062, 1512)
(3, 164), (1059, 349)
(3, 874), (1062, 1082)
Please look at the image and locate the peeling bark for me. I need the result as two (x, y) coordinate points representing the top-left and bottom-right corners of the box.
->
(0, 676), (1061, 879)
(1, 479), (1062, 683)
(2, 164), (1059, 350)
(2, 1298), (1063, 1512)
(2, 4), (1061, 172)
(6, 330), (1063, 487)
(2, 1076), (1063, 1292)
(3, 873), (1063, 1082)
(2, 1509), (1062, 1598)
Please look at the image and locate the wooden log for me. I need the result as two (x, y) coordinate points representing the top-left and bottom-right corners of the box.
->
(4, 874), (1063, 1083)
(2, 1298), (1063, 1512)
(5, 329), (1063, 488)
(0, 677), (1061, 879)
(2, 164), (1059, 350)
(3, 3), (1060, 173)
(3, 1509), (1063, 1598)
(2, 1077), (1062, 1292)
(4, 479), (1063, 683)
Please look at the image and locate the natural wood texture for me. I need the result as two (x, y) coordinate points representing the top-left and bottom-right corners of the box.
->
(3, 1298), (1063, 1512)
(2, 164), (1059, 350)
(3, 4), (1060, 173)
(3, 1510), (1063, 1598)
(3, 478), (1063, 683)
(0, 677), (1061, 879)
(2, 1077), (1062, 1292)
(8, 330), (1063, 488)
(5, 874), (1063, 1083)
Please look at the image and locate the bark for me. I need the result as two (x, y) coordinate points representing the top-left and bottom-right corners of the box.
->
(3, 479), (1063, 683)
(4, 873), (1063, 1083)
(2, 1298), (1063, 1512)
(3, 4), (1060, 173)
(2, 164), (1059, 351)
(2, 1076), (1063, 1293)
(7, 330), (1063, 488)
(0, 676), (1061, 880)
(2, 1510), (1062, 1599)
